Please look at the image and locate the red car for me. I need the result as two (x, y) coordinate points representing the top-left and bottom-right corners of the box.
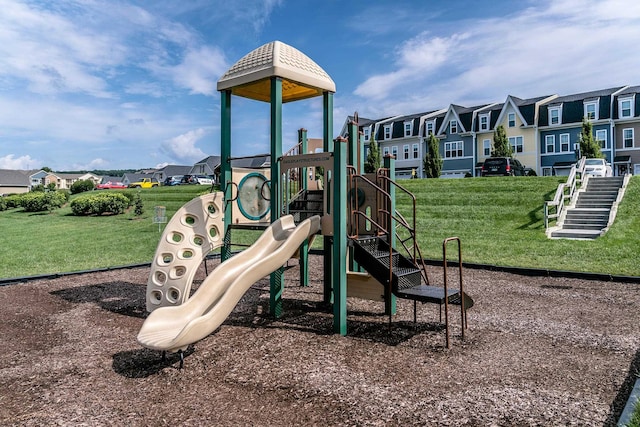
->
(96, 181), (128, 190)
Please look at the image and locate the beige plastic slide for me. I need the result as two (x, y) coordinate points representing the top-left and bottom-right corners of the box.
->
(146, 192), (225, 313)
(137, 214), (321, 352)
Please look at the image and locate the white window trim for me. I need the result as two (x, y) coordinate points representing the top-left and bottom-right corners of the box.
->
(545, 135), (555, 153)
(412, 143), (419, 159)
(508, 112), (516, 128)
(444, 141), (463, 158)
(391, 146), (398, 157)
(483, 139), (491, 156)
(623, 128), (634, 148)
(508, 136), (524, 153)
(384, 124), (392, 140)
(404, 121), (412, 137)
(549, 106), (561, 126)
(595, 129), (607, 149)
(620, 97), (634, 118)
(584, 101), (598, 121)
(479, 113), (490, 131)
(425, 120), (434, 135)
(449, 120), (458, 134)
(383, 146), (390, 156)
(363, 127), (370, 142)
(559, 133), (571, 153)
(403, 144), (409, 160)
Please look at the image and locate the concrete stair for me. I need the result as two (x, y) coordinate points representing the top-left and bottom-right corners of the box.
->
(550, 176), (624, 239)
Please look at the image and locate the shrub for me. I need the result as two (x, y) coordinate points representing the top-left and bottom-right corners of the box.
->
(70, 192), (131, 216)
(0, 198), (6, 211)
(20, 191), (66, 212)
(31, 184), (45, 192)
(70, 179), (95, 195)
(3, 194), (23, 209)
(133, 193), (144, 216)
(527, 169), (538, 177)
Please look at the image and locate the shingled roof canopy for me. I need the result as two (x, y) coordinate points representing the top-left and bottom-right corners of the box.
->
(217, 40), (336, 103)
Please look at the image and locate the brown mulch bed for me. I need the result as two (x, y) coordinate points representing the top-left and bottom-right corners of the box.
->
(0, 255), (639, 426)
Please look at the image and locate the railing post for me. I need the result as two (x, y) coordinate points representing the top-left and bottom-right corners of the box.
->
(383, 154), (397, 317)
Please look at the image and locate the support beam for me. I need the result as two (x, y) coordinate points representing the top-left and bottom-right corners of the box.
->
(323, 92), (334, 305)
(333, 136), (348, 335)
(269, 77), (284, 318)
(220, 90), (232, 261)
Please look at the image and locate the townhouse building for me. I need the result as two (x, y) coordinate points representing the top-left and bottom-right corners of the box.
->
(347, 84), (640, 178)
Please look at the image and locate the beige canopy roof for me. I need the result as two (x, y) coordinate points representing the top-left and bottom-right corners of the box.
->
(217, 40), (336, 103)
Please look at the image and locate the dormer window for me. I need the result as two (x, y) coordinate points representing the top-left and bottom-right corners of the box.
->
(549, 106), (561, 125)
(584, 101), (598, 120)
(384, 124), (392, 140)
(479, 113), (490, 131)
(449, 120), (458, 134)
(508, 112), (516, 128)
(425, 121), (434, 135)
(620, 97), (634, 118)
(404, 121), (412, 137)
(363, 127), (370, 142)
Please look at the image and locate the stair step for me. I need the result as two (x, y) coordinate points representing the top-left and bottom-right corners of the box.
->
(550, 229), (602, 239)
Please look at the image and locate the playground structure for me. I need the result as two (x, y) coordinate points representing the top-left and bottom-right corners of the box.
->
(137, 41), (473, 361)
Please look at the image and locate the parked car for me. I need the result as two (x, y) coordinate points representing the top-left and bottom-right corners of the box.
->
(180, 175), (197, 185)
(481, 157), (525, 176)
(194, 175), (213, 185)
(128, 178), (159, 188)
(163, 176), (184, 186)
(95, 181), (128, 190)
(583, 158), (612, 177)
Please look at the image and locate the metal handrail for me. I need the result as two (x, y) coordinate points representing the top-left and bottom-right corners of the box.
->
(544, 156), (586, 229)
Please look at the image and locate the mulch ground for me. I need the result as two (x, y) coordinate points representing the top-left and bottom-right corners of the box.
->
(0, 255), (639, 426)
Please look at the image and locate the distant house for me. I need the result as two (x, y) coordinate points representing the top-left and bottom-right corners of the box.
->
(612, 85), (640, 175)
(0, 169), (45, 195)
(53, 172), (100, 189)
(538, 87), (626, 176)
(190, 156), (221, 183)
(151, 165), (193, 184)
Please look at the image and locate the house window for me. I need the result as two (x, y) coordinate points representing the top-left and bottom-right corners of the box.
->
(426, 121), (434, 135)
(549, 107), (561, 125)
(392, 146), (398, 158)
(404, 121), (412, 137)
(508, 136), (524, 153)
(449, 120), (458, 134)
(623, 128), (634, 148)
(412, 143), (419, 159)
(384, 125), (392, 140)
(545, 135), (555, 153)
(508, 112), (516, 128)
(584, 101), (598, 120)
(403, 144), (409, 160)
(595, 129), (607, 149)
(444, 141), (463, 158)
(363, 127), (370, 142)
(483, 139), (491, 156)
(479, 114), (489, 131)
(560, 133), (570, 152)
(620, 98), (633, 118)
(383, 146), (390, 156)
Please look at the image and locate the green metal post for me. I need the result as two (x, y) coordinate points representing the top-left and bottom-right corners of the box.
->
(383, 154), (397, 316)
(269, 77), (284, 318)
(299, 128), (309, 287)
(323, 92), (334, 305)
(333, 136), (347, 335)
(220, 90), (233, 262)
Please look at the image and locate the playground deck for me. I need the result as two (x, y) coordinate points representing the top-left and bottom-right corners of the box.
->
(0, 256), (638, 426)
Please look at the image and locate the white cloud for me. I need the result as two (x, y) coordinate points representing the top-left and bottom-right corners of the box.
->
(165, 46), (228, 96)
(0, 154), (41, 169)
(161, 128), (208, 163)
(352, 0), (640, 116)
(71, 158), (109, 171)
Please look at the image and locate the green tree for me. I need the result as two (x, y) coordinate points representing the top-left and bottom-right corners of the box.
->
(491, 125), (513, 157)
(364, 134), (381, 173)
(578, 118), (603, 159)
(423, 133), (443, 178)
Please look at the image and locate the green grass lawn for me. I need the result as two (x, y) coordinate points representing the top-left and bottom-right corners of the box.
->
(1, 177), (639, 279)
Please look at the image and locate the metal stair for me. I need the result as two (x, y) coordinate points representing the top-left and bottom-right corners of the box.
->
(288, 189), (324, 223)
(550, 176), (624, 239)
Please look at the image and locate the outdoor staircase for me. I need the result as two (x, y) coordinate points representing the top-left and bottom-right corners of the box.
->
(288, 189), (324, 223)
(550, 176), (625, 239)
(351, 236), (474, 312)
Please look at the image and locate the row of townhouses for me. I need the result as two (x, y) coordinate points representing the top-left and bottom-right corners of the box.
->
(341, 85), (640, 178)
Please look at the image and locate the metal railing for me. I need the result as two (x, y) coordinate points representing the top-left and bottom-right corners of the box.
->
(544, 157), (586, 230)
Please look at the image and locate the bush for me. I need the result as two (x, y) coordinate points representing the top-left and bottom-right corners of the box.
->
(70, 192), (131, 216)
(3, 194), (23, 209)
(0, 198), (6, 211)
(20, 191), (66, 212)
(527, 169), (538, 177)
(70, 179), (95, 195)
(133, 193), (144, 216)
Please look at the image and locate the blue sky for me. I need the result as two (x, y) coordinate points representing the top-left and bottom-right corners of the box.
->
(1, 0), (640, 171)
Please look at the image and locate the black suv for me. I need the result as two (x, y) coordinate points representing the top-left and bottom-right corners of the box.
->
(481, 157), (525, 176)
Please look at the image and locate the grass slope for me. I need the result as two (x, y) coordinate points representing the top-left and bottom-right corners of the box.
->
(1, 177), (638, 279)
